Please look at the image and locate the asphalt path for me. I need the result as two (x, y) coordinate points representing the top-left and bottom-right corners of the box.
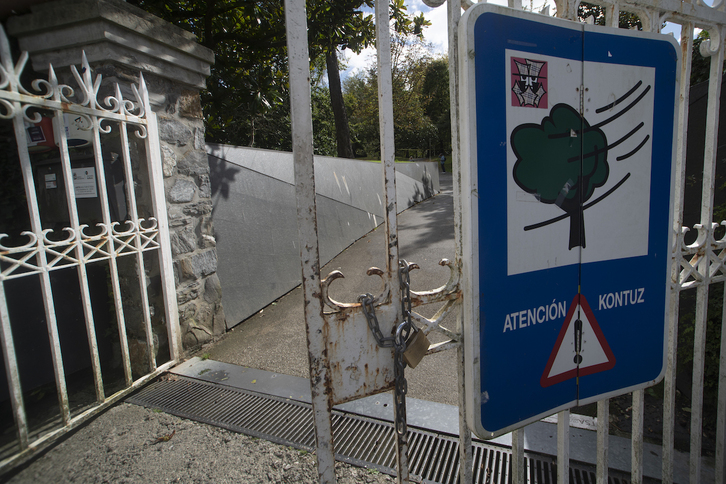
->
(206, 172), (460, 406)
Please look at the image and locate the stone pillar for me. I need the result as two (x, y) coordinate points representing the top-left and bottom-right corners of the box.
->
(7, 0), (226, 352)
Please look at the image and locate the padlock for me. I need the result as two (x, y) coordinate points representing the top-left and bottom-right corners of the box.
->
(402, 326), (430, 369)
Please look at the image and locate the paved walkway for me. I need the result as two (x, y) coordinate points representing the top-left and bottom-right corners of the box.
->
(205, 172), (460, 406)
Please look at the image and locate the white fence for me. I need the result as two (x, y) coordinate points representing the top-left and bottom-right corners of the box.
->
(285, 0), (726, 483)
(0, 25), (180, 471)
(450, 0), (725, 483)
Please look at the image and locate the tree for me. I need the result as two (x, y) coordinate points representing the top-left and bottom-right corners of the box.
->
(325, 50), (355, 157)
(421, 57), (451, 155)
(344, 69), (382, 157)
(128, 0), (290, 146)
(306, 0), (375, 158)
(311, 86), (338, 156)
(577, 2), (642, 30)
(511, 104), (609, 249)
(307, 0), (429, 158)
(344, 34), (440, 159)
(130, 0), (428, 155)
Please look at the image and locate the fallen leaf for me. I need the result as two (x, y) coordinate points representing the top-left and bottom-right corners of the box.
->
(154, 430), (176, 444)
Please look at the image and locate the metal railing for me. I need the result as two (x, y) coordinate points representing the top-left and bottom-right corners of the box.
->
(448, 0), (725, 483)
(0, 24), (180, 472)
(549, 2), (725, 483)
(286, 0), (725, 483)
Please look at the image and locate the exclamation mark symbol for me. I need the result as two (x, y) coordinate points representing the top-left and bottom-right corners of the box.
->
(574, 318), (583, 365)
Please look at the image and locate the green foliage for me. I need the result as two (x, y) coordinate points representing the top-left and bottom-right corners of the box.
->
(131, 0), (428, 153)
(677, 284), (725, 414)
(421, 57), (451, 155)
(307, 0), (428, 58)
(129, 0), (289, 146)
(344, 70), (380, 157)
(344, 34), (442, 159)
(307, 0), (375, 57)
(577, 2), (642, 30)
(311, 86), (337, 156)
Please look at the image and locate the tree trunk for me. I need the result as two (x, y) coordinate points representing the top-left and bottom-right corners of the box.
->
(567, 209), (585, 250)
(326, 50), (355, 159)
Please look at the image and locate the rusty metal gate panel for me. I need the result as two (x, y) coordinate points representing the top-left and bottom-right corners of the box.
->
(285, 0), (467, 483)
(0, 24), (180, 471)
(286, 0), (726, 484)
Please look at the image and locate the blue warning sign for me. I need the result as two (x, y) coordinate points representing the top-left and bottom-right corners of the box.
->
(458, 5), (679, 439)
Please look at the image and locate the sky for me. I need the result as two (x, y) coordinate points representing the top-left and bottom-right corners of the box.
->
(340, 0), (684, 80)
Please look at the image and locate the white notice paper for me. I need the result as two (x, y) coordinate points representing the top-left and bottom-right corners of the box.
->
(72, 167), (98, 198)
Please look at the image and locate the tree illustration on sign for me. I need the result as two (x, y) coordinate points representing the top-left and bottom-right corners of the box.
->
(512, 103), (609, 249)
(510, 78), (653, 250)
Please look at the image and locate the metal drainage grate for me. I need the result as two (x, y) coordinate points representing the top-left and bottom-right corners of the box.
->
(127, 376), (629, 484)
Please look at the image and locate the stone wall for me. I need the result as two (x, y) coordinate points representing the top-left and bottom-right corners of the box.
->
(154, 84), (226, 350)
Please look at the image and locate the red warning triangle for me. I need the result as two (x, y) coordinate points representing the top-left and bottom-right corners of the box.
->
(540, 294), (615, 387)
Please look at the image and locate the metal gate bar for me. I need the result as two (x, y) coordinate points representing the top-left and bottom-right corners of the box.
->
(284, 2), (336, 482)
(0, 23), (180, 472)
(443, 1), (726, 483)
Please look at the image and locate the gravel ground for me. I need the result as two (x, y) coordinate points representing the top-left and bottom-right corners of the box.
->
(2, 404), (394, 484)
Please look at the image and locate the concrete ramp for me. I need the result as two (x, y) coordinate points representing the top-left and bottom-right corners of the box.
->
(206, 143), (439, 329)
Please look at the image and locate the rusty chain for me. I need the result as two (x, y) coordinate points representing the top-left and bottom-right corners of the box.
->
(358, 260), (417, 436)
(394, 259), (415, 436)
(358, 293), (395, 348)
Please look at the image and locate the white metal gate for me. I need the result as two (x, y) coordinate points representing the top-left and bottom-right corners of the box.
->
(545, 2), (725, 483)
(4, 0), (718, 481)
(285, 0), (726, 483)
(0, 24), (180, 471)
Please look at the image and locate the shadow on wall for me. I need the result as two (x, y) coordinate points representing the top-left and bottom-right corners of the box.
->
(209, 153), (241, 201)
(208, 152), (241, 247)
(408, 171), (435, 207)
(208, 151), (241, 244)
(205, 143), (440, 330)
